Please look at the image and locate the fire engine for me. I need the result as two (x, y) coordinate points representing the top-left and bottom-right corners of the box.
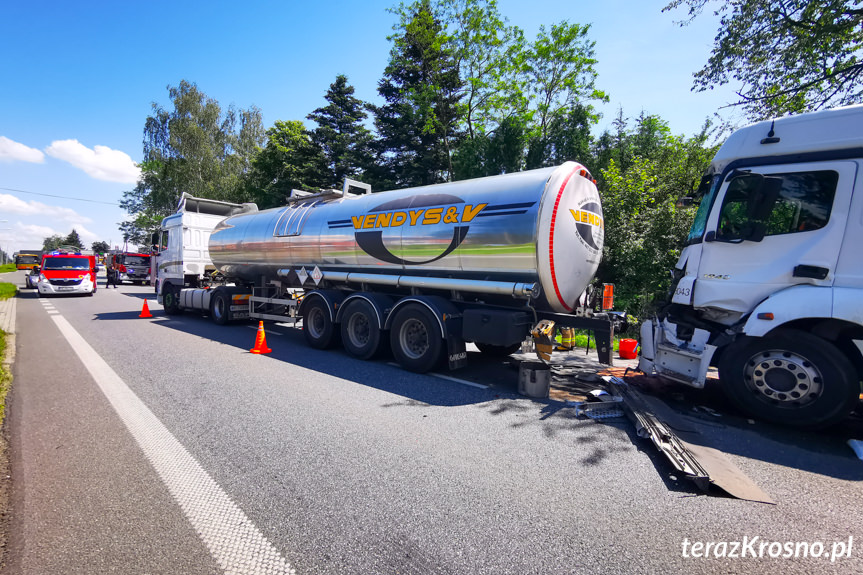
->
(107, 251), (152, 285)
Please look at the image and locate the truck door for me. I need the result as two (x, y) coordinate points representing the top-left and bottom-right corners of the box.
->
(692, 161), (856, 315)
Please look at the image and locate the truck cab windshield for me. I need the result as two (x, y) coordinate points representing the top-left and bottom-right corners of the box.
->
(686, 174), (721, 245)
(122, 256), (150, 266)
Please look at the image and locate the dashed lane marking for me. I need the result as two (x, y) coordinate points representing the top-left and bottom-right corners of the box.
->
(50, 314), (296, 575)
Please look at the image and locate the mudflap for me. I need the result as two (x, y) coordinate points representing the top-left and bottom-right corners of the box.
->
(444, 314), (467, 370)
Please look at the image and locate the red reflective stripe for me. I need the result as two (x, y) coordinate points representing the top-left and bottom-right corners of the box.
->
(548, 167), (578, 312)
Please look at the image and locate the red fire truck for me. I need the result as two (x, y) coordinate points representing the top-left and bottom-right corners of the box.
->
(106, 251), (152, 285)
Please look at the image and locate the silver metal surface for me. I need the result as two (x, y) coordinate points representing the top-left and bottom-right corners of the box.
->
(210, 162), (604, 313)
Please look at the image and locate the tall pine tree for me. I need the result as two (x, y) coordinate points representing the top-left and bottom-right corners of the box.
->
(371, 0), (464, 188)
(307, 75), (373, 189)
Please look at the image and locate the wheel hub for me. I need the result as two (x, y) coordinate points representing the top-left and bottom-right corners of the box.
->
(400, 319), (429, 359)
(744, 349), (823, 407)
(347, 313), (370, 346)
(308, 309), (325, 338)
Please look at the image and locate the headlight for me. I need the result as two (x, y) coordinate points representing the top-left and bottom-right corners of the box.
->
(39, 274), (48, 283)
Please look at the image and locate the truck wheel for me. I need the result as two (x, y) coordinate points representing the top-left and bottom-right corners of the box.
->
(303, 298), (339, 349)
(210, 291), (231, 325)
(719, 330), (860, 428)
(340, 299), (384, 360)
(162, 283), (183, 316)
(389, 304), (443, 373)
(475, 342), (521, 357)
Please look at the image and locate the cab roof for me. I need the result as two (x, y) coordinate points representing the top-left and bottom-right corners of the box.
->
(711, 104), (863, 173)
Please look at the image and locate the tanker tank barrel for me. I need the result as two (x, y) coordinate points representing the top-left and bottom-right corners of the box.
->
(214, 162), (604, 314)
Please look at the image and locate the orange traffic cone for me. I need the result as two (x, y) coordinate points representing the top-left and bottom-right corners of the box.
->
(139, 299), (153, 318)
(250, 321), (272, 354)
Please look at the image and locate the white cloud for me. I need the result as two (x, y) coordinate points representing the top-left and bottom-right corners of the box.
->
(0, 136), (45, 163)
(45, 139), (140, 184)
(0, 193), (93, 223)
(1, 223), (99, 255)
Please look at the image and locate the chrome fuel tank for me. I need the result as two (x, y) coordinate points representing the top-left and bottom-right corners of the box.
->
(209, 162), (604, 313)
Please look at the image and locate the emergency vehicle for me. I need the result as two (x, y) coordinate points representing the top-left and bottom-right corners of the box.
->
(107, 251), (152, 285)
(36, 249), (97, 296)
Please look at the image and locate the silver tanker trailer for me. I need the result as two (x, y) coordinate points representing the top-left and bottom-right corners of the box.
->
(153, 162), (615, 372)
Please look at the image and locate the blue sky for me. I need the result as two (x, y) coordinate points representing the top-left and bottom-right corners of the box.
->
(0, 0), (741, 255)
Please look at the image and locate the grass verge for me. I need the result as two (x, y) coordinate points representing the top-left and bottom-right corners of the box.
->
(0, 282), (15, 568)
(0, 264), (16, 274)
(0, 327), (7, 426)
(0, 282), (15, 425)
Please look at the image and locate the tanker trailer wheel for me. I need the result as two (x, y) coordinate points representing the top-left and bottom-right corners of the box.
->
(389, 304), (444, 373)
(340, 299), (384, 360)
(475, 342), (521, 357)
(302, 298), (339, 349)
(210, 291), (231, 325)
(718, 330), (860, 428)
(162, 283), (183, 316)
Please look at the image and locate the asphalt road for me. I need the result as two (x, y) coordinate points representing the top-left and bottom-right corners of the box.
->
(3, 270), (863, 574)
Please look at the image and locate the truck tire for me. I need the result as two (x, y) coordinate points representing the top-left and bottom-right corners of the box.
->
(210, 291), (231, 325)
(340, 299), (385, 360)
(303, 298), (339, 349)
(162, 283), (182, 316)
(389, 304), (443, 373)
(718, 330), (860, 428)
(475, 342), (521, 357)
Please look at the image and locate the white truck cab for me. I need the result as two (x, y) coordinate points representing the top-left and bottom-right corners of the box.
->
(639, 104), (863, 427)
(153, 193), (258, 313)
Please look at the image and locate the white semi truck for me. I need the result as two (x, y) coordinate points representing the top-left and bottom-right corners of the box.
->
(639, 105), (863, 427)
(153, 162), (616, 372)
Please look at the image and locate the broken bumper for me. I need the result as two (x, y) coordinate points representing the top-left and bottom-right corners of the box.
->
(637, 318), (717, 389)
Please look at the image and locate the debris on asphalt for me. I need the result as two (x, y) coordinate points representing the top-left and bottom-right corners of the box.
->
(575, 398), (625, 420)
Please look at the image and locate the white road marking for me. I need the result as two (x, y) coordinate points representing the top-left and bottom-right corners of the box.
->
(385, 362), (489, 389)
(50, 315), (296, 575)
(429, 373), (489, 389)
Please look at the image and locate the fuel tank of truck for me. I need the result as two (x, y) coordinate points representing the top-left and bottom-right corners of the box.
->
(209, 162), (604, 313)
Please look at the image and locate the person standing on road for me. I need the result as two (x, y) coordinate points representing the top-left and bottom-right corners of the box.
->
(107, 259), (118, 288)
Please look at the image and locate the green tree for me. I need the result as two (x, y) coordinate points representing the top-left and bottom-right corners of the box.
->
(523, 21), (607, 168)
(594, 114), (719, 315)
(64, 229), (84, 250)
(536, 103), (594, 170)
(432, 0), (531, 177)
(246, 120), (328, 209)
(452, 115), (527, 179)
(120, 80), (265, 242)
(372, 0), (464, 187)
(91, 241), (110, 254)
(307, 75), (374, 188)
(435, 0), (527, 139)
(42, 235), (65, 252)
(664, 0), (863, 119)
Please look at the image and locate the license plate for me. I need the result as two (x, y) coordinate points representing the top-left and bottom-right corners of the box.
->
(57, 286), (74, 291)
